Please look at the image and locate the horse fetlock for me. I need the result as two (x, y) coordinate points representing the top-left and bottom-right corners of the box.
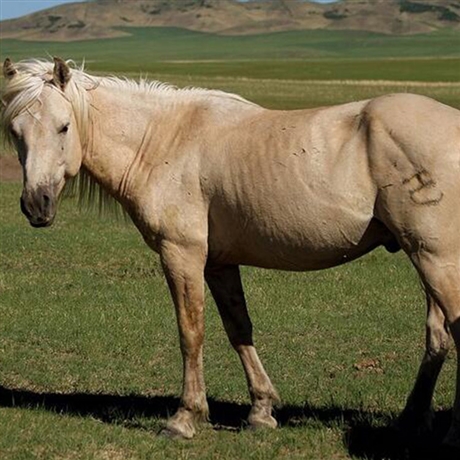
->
(250, 384), (280, 406)
(260, 384), (281, 406)
(186, 394), (209, 422)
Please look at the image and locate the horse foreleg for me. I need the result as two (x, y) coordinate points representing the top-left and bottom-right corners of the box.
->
(160, 241), (208, 439)
(205, 264), (280, 429)
(399, 293), (451, 435)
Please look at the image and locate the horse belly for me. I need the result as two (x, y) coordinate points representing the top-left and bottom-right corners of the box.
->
(208, 183), (384, 271)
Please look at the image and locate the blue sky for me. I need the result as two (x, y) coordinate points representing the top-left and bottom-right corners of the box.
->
(0, 0), (338, 21)
(1, 0), (87, 21)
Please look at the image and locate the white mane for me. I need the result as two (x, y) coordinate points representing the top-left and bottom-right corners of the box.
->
(1, 58), (252, 149)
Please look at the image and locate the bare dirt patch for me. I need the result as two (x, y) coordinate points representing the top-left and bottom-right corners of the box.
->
(0, 156), (21, 182)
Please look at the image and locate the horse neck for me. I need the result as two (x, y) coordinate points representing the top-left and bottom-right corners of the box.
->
(82, 85), (165, 200)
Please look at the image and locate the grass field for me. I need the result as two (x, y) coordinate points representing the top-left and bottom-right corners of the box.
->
(1, 27), (460, 81)
(2, 27), (460, 62)
(1, 25), (460, 460)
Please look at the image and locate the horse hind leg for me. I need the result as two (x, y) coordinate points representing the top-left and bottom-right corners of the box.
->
(205, 264), (280, 430)
(399, 293), (452, 435)
(409, 251), (460, 450)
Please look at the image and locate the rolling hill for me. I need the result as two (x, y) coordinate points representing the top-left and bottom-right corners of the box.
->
(1, 0), (459, 41)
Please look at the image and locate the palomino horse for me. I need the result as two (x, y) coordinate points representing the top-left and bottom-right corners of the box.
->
(1, 58), (460, 448)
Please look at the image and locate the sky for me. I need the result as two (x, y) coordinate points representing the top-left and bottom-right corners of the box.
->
(1, 0), (86, 21)
(0, 0), (338, 22)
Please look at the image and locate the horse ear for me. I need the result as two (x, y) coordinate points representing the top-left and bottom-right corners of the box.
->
(53, 57), (71, 91)
(3, 58), (17, 79)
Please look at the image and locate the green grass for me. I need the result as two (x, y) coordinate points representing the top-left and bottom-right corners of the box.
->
(121, 58), (460, 83)
(1, 27), (459, 80)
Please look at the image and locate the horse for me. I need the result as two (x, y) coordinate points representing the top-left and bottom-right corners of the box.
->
(1, 57), (460, 449)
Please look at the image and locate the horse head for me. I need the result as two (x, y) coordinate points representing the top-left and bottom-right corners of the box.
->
(2, 57), (84, 227)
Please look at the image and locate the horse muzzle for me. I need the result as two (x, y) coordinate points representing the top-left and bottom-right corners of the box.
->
(20, 185), (57, 228)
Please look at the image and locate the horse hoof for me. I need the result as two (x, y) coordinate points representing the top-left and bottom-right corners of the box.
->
(161, 417), (196, 440)
(160, 426), (194, 440)
(160, 427), (185, 440)
(248, 414), (278, 431)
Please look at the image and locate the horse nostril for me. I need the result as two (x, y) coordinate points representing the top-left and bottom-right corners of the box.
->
(43, 194), (51, 210)
(20, 196), (32, 219)
(38, 187), (54, 214)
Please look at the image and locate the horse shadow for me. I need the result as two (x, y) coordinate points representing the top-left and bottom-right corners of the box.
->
(0, 385), (455, 459)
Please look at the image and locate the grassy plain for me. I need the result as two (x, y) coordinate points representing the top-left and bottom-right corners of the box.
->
(1, 27), (460, 81)
(2, 27), (460, 62)
(1, 26), (460, 460)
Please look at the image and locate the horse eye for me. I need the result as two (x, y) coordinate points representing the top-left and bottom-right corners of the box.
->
(59, 123), (70, 134)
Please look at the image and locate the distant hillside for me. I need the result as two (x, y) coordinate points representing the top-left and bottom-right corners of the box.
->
(1, 0), (460, 41)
